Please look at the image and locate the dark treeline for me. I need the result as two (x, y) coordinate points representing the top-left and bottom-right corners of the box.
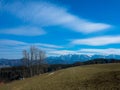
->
(73, 58), (120, 66)
(48, 58), (120, 70)
(0, 65), (48, 83)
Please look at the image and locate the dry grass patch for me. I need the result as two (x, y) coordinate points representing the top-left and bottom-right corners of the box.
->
(0, 63), (120, 90)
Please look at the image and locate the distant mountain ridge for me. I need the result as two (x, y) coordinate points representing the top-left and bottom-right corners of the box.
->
(46, 54), (120, 64)
(0, 54), (120, 66)
(0, 59), (22, 68)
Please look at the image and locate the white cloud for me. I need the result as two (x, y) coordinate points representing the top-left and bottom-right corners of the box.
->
(2, 1), (112, 34)
(0, 39), (63, 58)
(0, 39), (120, 58)
(47, 48), (120, 56)
(0, 39), (62, 49)
(1, 48), (120, 59)
(0, 39), (27, 46)
(0, 26), (46, 36)
(71, 36), (120, 46)
(79, 48), (120, 55)
(48, 50), (76, 56)
(34, 43), (63, 49)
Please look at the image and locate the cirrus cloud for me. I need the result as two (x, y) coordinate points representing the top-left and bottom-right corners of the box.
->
(1, 1), (112, 34)
(0, 39), (27, 46)
(0, 39), (63, 58)
(79, 48), (120, 55)
(71, 36), (120, 46)
(0, 26), (46, 36)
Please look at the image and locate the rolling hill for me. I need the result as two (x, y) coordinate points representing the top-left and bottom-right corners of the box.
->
(0, 63), (120, 90)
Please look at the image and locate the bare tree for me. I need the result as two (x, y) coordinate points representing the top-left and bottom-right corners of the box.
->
(23, 50), (31, 77)
(22, 46), (46, 77)
(23, 50), (28, 66)
(38, 50), (46, 74)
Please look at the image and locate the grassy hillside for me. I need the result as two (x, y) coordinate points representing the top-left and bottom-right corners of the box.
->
(0, 63), (120, 90)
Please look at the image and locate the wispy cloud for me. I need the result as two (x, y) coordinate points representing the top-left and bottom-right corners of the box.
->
(48, 50), (76, 56)
(0, 39), (63, 55)
(0, 39), (63, 51)
(0, 26), (46, 36)
(45, 48), (120, 56)
(0, 39), (63, 58)
(47, 48), (120, 56)
(0, 39), (62, 49)
(1, 1), (112, 34)
(79, 48), (120, 55)
(0, 39), (27, 46)
(71, 36), (120, 46)
(34, 43), (63, 49)
(1, 39), (120, 58)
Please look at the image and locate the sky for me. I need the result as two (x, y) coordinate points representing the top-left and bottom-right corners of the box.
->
(0, 0), (120, 59)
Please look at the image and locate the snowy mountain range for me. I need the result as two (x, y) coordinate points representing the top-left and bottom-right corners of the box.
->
(46, 54), (120, 64)
(0, 54), (120, 67)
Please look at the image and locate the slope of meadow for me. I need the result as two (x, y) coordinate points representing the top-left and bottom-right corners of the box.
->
(0, 63), (120, 90)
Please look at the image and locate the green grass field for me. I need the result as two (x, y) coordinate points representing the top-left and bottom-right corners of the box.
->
(0, 63), (120, 90)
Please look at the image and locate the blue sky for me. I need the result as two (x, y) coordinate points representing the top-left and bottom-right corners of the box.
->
(0, 0), (120, 59)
